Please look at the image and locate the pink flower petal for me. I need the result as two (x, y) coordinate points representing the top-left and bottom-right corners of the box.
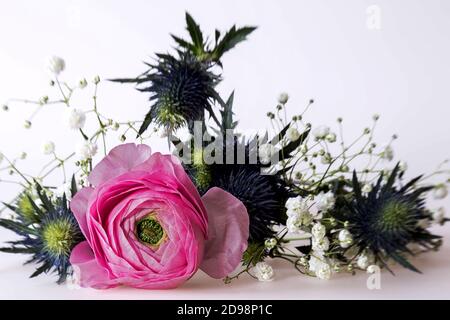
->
(69, 187), (94, 238)
(88, 143), (152, 186)
(200, 187), (249, 279)
(70, 241), (118, 289)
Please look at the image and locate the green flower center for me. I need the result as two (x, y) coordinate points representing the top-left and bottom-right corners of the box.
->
(42, 219), (75, 256)
(136, 216), (166, 247)
(379, 200), (412, 232)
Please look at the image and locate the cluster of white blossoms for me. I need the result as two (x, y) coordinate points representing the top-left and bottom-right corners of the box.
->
(309, 253), (332, 280)
(380, 145), (394, 161)
(66, 108), (86, 130)
(309, 222), (331, 279)
(315, 191), (335, 213)
(312, 125), (336, 143)
(254, 262), (274, 282)
(76, 141), (98, 160)
(285, 196), (316, 233)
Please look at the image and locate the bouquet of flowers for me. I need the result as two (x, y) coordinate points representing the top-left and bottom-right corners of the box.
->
(0, 13), (448, 289)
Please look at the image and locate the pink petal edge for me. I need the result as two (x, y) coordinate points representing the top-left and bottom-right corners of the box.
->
(88, 143), (152, 187)
(200, 187), (249, 279)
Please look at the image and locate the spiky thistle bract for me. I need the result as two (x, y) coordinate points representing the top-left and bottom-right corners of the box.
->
(0, 179), (83, 283)
(344, 164), (442, 273)
(111, 12), (256, 136)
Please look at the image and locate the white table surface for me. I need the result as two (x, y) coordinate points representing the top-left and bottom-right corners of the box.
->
(1, 224), (449, 300)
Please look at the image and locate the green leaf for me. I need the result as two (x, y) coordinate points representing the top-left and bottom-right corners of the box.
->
(35, 182), (54, 212)
(138, 111), (153, 136)
(220, 91), (235, 131)
(70, 175), (78, 198)
(185, 12), (204, 50)
(171, 34), (191, 48)
(26, 194), (44, 219)
(30, 262), (52, 278)
(1, 202), (19, 215)
(390, 252), (422, 273)
(0, 218), (36, 236)
(213, 26), (257, 60)
(0, 247), (35, 254)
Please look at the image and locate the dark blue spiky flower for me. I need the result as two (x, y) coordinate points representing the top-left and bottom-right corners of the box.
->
(112, 12), (256, 135)
(344, 164), (442, 273)
(0, 181), (83, 283)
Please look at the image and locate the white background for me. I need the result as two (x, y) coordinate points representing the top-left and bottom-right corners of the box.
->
(0, 0), (449, 299)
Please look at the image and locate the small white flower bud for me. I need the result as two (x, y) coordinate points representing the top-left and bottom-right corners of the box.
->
(66, 108), (86, 130)
(42, 141), (55, 155)
(433, 184), (448, 200)
(47, 56), (65, 75)
(286, 127), (300, 142)
(278, 92), (289, 104)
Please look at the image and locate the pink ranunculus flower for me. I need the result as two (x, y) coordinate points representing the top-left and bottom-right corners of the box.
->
(69, 143), (249, 289)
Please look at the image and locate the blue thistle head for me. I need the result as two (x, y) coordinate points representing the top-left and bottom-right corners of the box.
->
(344, 164), (441, 273)
(0, 181), (83, 283)
(111, 12), (256, 135)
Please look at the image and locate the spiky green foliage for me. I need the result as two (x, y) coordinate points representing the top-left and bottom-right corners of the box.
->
(111, 12), (256, 135)
(344, 164), (442, 273)
(0, 180), (83, 283)
(172, 12), (257, 64)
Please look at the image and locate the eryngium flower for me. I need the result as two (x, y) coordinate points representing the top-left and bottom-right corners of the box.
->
(113, 52), (220, 135)
(344, 164), (442, 273)
(184, 138), (293, 242)
(0, 186), (83, 283)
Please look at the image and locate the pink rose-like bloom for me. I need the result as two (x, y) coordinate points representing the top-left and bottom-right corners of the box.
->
(70, 143), (249, 289)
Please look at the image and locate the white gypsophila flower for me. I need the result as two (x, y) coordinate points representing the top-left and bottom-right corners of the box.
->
(362, 184), (373, 194)
(285, 196), (309, 217)
(66, 108), (86, 130)
(309, 253), (331, 280)
(76, 141), (97, 160)
(311, 223), (326, 240)
(316, 262), (332, 280)
(433, 184), (448, 200)
(258, 143), (277, 165)
(315, 191), (335, 212)
(264, 238), (277, 250)
(312, 126), (331, 140)
(433, 207), (446, 225)
(312, 236), (330, 253)
(42, 141), (55, 155)
(47, 56), (65, 75)
(338, 229), (353, 248)
(399, 161), (408, 172)
(286, 127), (300, 142)
(278, 92), (289, 104)
(326, 133), (337, 143)
(380, 145), (394, 161)
(254, 262), (274, 282)
(286, 215), (303, 233)
(357, 254), (370, 270)
(367, 265), (379, 274)
(308, 253), (323, 272)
